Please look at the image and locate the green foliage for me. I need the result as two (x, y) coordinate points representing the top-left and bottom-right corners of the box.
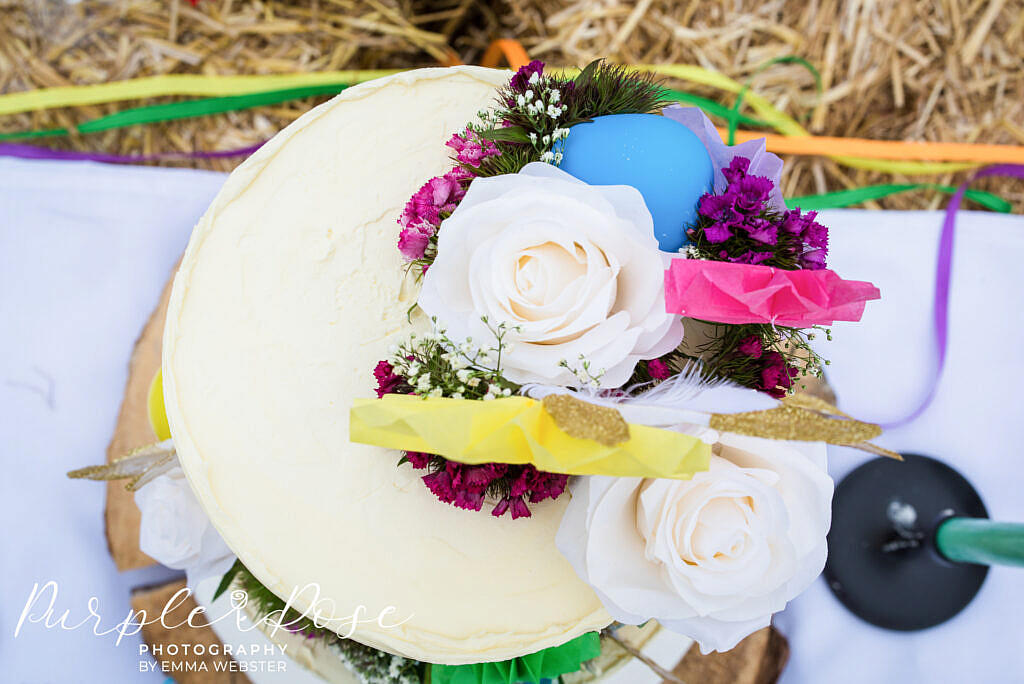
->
(214, 562), (427, 683)
(560, 59), (670, 125)
(658, 321), (829, 395)
(388, 317), (521, 401)
(466, 59), (670, 181)
(430, 632), (600, 684)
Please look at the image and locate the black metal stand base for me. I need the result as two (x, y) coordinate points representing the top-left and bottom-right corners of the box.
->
(824, 453), (988, 631)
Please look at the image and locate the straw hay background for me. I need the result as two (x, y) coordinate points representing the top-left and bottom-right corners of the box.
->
(1, 0), (1022, 210)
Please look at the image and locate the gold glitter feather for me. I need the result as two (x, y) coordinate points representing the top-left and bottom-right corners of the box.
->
(67, 440), (178, 491)
(542, 394), (631, 447)
(708, 393), (901, 459)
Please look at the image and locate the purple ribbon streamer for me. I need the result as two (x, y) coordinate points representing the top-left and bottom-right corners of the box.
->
(884, 164), (1024, 428)
(0, 141), (264, 164)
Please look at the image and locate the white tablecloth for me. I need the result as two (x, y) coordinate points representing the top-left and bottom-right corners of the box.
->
(2, 157), (1023, 683)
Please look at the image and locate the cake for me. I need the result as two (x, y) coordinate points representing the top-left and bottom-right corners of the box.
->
(162, 66), (610, 665)
(74, 59), (888, 684)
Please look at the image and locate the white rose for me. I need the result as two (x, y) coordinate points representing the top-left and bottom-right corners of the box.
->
(418, 162), (683, 388)
(135, 467), (234, 582)
(556, 433), (833, 653)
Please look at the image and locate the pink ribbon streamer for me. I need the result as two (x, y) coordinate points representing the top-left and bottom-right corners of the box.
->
(664, 259), (880, 327)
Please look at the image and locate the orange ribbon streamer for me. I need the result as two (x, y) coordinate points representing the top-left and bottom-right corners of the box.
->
(480, 39), (532, 71)
(719, 127), (1024, 164)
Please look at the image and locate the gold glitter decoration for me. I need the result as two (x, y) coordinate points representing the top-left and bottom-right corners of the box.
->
(709, 393), (901, 459)
(542, 394), (631, 447)
(67, 441), (177, 491)
(781, 393), (853, 419)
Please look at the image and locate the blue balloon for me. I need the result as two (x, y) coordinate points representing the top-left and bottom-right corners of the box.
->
(558, 113), (714, 252)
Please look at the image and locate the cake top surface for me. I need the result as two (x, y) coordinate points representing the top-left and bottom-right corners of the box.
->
(162, 66), (611, 665)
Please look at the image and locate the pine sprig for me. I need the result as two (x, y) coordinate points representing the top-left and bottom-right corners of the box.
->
(466, 59), (670, 180)
(559, 60), (671, 124)
(655, 322), (829, 397)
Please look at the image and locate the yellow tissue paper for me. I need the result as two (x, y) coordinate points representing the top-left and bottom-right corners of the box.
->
(147, 370), (172, 441)
(350, 395), (710, 480)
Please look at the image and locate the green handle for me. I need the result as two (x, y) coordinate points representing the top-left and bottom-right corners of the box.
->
(935, 518), (1024, 567)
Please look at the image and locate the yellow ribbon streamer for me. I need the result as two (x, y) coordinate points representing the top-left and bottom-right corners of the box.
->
(350, 395), (711, 480)
(638, 64), (979, 175)
(1, 63), (979, 175)
(0, 70), (400, 117)
(551, 64), (979, 175)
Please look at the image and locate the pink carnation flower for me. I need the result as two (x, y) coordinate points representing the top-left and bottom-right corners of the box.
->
(647, 358), (672, 380)
(446, 129), (500, 168)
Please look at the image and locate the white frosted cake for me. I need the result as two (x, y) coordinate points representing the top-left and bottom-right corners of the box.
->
(67, 56), (884, 684)
(162, 67), (611, 665)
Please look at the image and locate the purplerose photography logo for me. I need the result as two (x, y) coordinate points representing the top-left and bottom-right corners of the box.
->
(15, 579), (412, 674)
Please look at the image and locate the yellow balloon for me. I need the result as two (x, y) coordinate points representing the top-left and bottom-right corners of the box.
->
(147, 370), (172, 441)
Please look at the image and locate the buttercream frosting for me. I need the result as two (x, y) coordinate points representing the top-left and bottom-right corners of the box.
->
(163, 66), (612, 666)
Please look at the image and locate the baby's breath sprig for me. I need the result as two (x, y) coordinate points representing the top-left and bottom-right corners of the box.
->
(558, 355), (607, 388)
(388, 316), (521, 400)
(467, 79), (569, 167)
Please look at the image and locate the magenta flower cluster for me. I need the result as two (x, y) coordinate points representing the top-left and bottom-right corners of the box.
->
(692, 157), (828, 270)
(396, 171), (464, 262)
(395, 126), (499, 264)
(509, 60), (545, 92)
(419, 459), (568, 520)
(373, 360), (405, 398)
(373, 360), (568, 519)
(447, 128), (500, 169)
(647, 358), (673, 381)
(396, 129), (499, 264)
(781, 208), (829, 270)
(736, 335), (799, 399)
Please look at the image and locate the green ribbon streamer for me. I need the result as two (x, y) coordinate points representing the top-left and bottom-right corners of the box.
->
(788, 183), (1012, 213)
(0, 83), (350, 142)
(662, 88), (770, 128)
(728, 56), (823, 145)
(3, 73), (1015, 217)
(429, 632), (601, 684)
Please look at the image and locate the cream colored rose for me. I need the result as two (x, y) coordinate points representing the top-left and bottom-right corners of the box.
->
(135, 467), (234, 581)
(556, 434), (833, 653)
(417, 162), (683, 388)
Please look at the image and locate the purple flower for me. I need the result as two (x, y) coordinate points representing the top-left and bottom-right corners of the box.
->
(461, 465), (494, 489)
(800, 248), (827, 270)
(397, 224), (432, 261)
(746, 219), (778, 246)
(737, 335), (763, 359)
(373, 360), (404, 397)
(780, 209), (810, 235)
(803, 220), (829, 250)
(422, 469), (454, 503)
(400, 172), (465, 229)
(509, 60), (544, 92)
(509, 495), (532, 520)
(405, 451), (432, 469)
(648, 358), (672, 380)
(509, 466), (533, 497)
(733, 175), (774, 214)
(491, 497), (510, 517)
(446, 129), (500, 169)
(759, 351), (798, 398)
(453, 487), (485, 511)
(528, 473), (568, 503)
(702, 222), (734, 243)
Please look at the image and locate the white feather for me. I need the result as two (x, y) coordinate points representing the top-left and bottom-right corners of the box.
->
(522, 360), (776, 442)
